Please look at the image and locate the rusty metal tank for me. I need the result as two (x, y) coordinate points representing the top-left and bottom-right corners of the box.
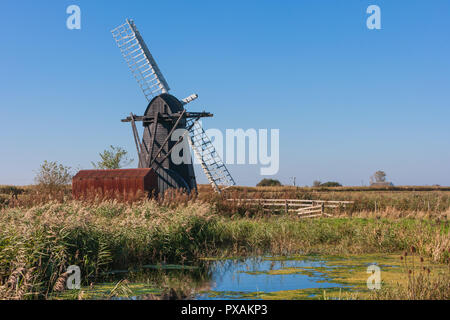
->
(72, 168), (158, 201)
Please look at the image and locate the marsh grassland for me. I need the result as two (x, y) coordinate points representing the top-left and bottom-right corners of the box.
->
(0, 185), (449, 300)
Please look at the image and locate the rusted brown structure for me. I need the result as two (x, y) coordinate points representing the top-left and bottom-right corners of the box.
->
(72, 169), (158, 201)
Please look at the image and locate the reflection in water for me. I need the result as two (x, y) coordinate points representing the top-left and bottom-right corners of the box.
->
(196, 257), (343, 300)
(71, 256), (348, 300)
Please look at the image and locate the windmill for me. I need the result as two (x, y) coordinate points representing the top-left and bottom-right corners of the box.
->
(111, 19), (235, 194)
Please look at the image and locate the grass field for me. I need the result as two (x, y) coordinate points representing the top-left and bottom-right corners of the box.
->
(3, 184), (450, 215)
(0, 184), (449, 299)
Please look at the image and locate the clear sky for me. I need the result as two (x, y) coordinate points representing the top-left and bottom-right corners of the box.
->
(0, 0), (449, 186)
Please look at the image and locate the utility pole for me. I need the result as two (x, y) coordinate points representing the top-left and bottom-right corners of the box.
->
(290, 177), (296, 187)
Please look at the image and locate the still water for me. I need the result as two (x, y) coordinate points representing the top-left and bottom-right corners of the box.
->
(195, 257), (346, 299)
(60, 254), (395, 300)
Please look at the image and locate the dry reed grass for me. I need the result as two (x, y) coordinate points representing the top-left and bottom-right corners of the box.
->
(0, 200), (448, 299)
(2, 184), (449, 217)
(368, 247), (450, 300)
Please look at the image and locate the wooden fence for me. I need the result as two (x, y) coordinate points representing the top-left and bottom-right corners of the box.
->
(226, 199), (354, 218)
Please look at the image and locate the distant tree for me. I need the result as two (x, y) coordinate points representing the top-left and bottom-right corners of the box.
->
(35, 161), (73, 190)
(370, 170), (387, 185)
(257, 179), (282, 187)
(92, 146), (133, 169)
(320, 181), (342, 187)
(313, 180), (322, 187)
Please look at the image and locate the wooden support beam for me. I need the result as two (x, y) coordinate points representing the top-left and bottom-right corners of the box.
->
(121, 112), (213, 123)
(130, 113), (145, 168)
(149, 109), (186, 167)
(147, 111), (159, 167)
(142, 125), (153, 166)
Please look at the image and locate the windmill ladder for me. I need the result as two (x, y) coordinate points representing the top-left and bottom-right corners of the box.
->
(186, 119), (235, 193)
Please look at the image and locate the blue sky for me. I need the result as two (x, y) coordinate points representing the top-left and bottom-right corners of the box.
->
(0, 0), (449, 186)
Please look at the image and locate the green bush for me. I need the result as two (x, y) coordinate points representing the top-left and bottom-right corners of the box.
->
(257, 179), (282, 187)
(320, 182), (342, 187)
(34, 161), (73, 191)
(92, 145), (133, 169)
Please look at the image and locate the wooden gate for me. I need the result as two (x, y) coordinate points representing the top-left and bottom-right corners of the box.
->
(226, 199), (354, 218)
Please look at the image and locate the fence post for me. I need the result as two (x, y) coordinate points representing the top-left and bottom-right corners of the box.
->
(321, 203), (325, 216)
(285, 200), (289, 214)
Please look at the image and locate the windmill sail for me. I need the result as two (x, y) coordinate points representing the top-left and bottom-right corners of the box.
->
(111, 19), (170, 101)
(186, 119), (236, 192)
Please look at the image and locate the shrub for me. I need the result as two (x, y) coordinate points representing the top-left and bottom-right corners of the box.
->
(313, 180), (322, 187)
(34, 161), (73, 191)
(320, 182), (342, 187)
(92, 145), (133, 169)
(257, 179), (282, 187)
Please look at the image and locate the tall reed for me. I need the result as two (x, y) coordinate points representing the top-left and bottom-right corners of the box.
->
(1, 200), (448, 299)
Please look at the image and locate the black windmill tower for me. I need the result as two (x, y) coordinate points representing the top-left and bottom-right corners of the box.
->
(111, 19), (235, 194)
